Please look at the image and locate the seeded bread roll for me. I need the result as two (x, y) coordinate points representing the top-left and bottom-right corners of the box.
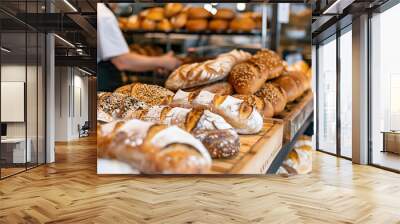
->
(228, 49), (286, 94)
(233, 94), (274, 118)
(228, 62), (265, 95)
(272, 76), (302, 102)
(255, 83), (287, 114)
(98, 120), (211, 174)
(185, 81), (234, 95)
(250, 49), (286, 80)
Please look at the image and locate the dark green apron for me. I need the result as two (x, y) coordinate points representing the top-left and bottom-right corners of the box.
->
(97, 61), (123, 92)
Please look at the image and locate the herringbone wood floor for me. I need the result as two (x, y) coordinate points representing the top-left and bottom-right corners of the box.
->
(1, 136), (400, 224)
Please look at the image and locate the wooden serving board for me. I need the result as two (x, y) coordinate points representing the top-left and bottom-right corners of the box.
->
(211, 120), (284, 174)
(275, 90), (314, 144)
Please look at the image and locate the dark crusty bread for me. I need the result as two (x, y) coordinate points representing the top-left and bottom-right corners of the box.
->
(255, 82), (287, 114)
(192, 129), (240, 159)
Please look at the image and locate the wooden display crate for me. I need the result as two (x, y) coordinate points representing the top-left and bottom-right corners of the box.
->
(211, 120), (284, 174)
(275, 90), (314, 144)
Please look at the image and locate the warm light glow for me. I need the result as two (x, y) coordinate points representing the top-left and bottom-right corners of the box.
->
(63, 0), (78, 12)
(1, 47), (11, 53)
(54, 34), (75, 48)
(237, 3), (246, 11)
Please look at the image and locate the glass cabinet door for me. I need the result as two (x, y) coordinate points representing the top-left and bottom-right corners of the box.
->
(317, 37), (337, 155)
(339, 29), (352, 158)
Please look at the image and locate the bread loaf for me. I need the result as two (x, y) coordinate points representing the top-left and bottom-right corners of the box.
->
(127, 106), (240, 159)
(164, 3), (183, 18)
(188, 7), (211, 19)
(272, 76), (302, 102)
(229, 49), (286, 94)
(166, 49), (251, 90)
(229, 17), (256, 32)
(186, 19), (208, 32)
(97, 92), (149, 119)
(228, 61), (265, 94)
(172, 90), (263, 134)
(141, 19), (156, 31)
(146, 7), (164, 21)
(233, 94), (274, 118)
(288, 71), (311, 93)
(209, 19), (229, 32)
(185, 81), (234, 95)
(214, 8), (235, 20)
(157, 19), (172, 32)
(114, 83), (174, 106)
(255, 83), (287, 114)
(171, 13), (187, 29)
(97, 119), (211, 174)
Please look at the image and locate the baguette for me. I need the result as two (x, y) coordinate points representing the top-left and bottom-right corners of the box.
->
(185, 81), (234, 95)
(165, 50), (251, 91)
(125, 106), (240, 159)
(97, 119), (211, 174)
(172, 90), (263, 134)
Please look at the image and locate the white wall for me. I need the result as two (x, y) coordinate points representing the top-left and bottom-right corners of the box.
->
(54, 66), (89, 141)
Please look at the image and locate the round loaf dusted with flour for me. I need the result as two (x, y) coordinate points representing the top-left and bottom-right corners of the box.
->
(255, 83), (287, 114)
(233, 94), (274, 118)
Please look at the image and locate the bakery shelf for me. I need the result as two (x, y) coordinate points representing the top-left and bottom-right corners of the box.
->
(123, 29), (263, 36)
(266, 113), (313, 174)
(275, 90), (314, 144)
(211, 120), (284, 174)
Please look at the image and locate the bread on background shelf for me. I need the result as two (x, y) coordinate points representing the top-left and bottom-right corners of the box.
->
(185, 19), (208, 32)
(213, 8), (235, 20)
(187, 7), (212, 19)
(164, 3), (184, 18)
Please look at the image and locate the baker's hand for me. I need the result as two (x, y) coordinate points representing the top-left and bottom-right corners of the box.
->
(159, 52), (181, 71)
